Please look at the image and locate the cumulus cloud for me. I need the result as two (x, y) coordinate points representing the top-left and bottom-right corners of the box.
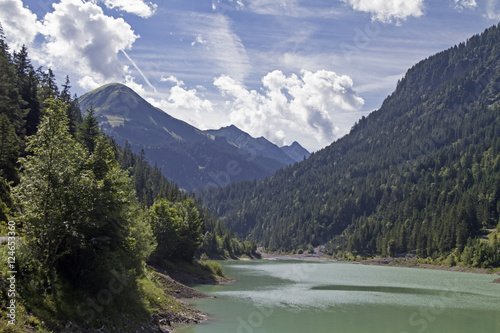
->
(161, 75), (185, 86)
(98, 0), (158, 18)
(168, 86), (214, 112)
(147, 76), (214, 126)
(214, 70), (364, 148)
(341, 0), (424, 23)
(0, 0), (40, 51)
(78, 75), (102, 91)
(452, 0), (477, 11)
(41, 0), (138, 82)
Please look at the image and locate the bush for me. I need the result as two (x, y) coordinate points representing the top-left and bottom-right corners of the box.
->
(199, 260), (224, 277)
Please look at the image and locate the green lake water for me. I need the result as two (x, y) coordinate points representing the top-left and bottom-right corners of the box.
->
(177, 260), (500, 333)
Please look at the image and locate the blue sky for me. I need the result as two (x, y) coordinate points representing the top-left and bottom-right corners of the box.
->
(1, 0), (499, 151)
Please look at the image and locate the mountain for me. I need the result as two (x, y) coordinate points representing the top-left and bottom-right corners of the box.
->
(78, 83), (298, 190)
(202, 25), (500, 265)
(281, 141), (311, 162)
(78, 83), (209, 145)
(205, 125), (300, 166)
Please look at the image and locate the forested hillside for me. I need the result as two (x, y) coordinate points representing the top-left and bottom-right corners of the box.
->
(203, 24), (500, 267)
(0, 26), (254, 331)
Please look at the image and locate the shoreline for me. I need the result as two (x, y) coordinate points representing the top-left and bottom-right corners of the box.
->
(147, 264), (235, 333)
(258, 252), (500, 278)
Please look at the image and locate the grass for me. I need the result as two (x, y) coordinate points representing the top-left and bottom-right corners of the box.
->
(165, 259), (226, 278)
(198, 260), (224, 277)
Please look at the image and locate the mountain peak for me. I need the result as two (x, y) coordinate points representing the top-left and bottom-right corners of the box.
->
(281, 141), (310, 162)
(226, 124), (240, 130)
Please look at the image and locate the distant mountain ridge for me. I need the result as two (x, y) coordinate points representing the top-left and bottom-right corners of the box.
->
(78, 83), (308, 190)
(205, 125), (309, 164)
(281, 141), (311, 162)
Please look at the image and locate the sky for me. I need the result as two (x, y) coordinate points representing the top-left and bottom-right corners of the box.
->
(0, 0), (499, 151)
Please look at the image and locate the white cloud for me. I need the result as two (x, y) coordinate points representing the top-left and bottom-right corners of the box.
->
(161, 75), (185, 86)
(147, 77), (214, 127)
(486, 0), (500, 20)
(78, 75), (102, 91)
(41, 0), (138, 83)
(452, 0), (477, 11)
(208, 14), (251, 82)
(0, 0), (41, 51)
(243, 0), (340, 18)
(341, 0), (424, 23)
(168, 86), (214, 112)
(246, 0), (299, 16)
(191, 34), (207, 47)
(95, 0), (157, 18)
(211, 0), (245, 13)
(214, 70), (364, 149)
(124, 74), (148, 95)
(182, 13), (251, 82)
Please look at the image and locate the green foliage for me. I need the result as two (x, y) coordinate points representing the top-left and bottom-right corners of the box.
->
(0, 114), (20, 182)
(199, 260), (224, 277)
(0, 177), (12, 224)
(149, 197), (202, 262)
(0, 33), (26, 137)
(13, 99), (155, 292)
(203, 24), (500, 268)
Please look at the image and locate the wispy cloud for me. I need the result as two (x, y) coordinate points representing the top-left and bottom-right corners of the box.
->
(183, 13), (251, 82)
(121, 49), (156, 92)
(244, 0), (340, 18)
(485, 0), (500, 20)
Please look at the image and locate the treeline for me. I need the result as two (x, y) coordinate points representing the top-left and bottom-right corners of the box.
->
(0, 26), (254, 330)
(202, 24), (500, 268)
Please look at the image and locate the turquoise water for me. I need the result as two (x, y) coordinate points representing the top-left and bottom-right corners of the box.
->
(178, 260), (500, 333)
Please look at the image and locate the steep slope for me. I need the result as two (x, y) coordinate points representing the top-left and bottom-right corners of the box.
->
(78, 84), (283, 190)
(281, 141), (311, 162)
(202, 25), (500, 263)
(78, 83), (208, 146)
(205, 125), (297, 167)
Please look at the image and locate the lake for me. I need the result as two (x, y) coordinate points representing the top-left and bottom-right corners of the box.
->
(177, 260), (500, 333)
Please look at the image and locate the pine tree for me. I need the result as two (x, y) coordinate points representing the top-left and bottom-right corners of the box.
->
(37, 67), (59, 104)
(78, 104), (100, 153)
(0, 31), (26, 135)
(0, 114), (20, 183)
(13, 45), (41, 137)
(60, 75), (82, 134)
